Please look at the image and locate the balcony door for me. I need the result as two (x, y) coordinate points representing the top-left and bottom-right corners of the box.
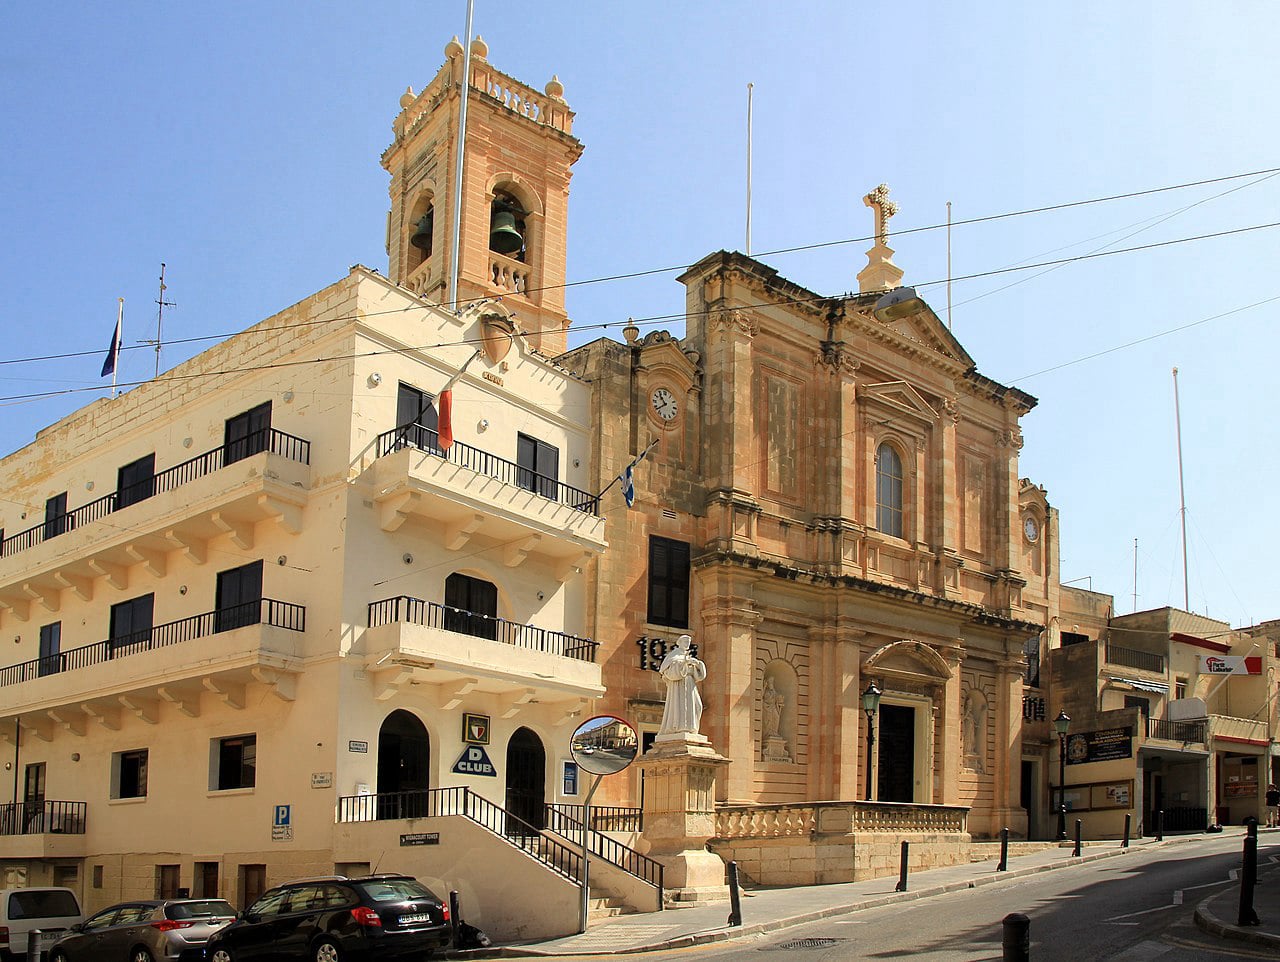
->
(24, 763), (46, 832)
(216, 561), (263, 632)
(224, 402), (272, 466)
(516, 434), (559, 500)
(443, 572), (498, 641)
(38, 622), (61, 677)
(116, 453), (156, 510)
(43, 492), (72, 540)
(396, 383), (440, 453)
(109, 594), (155, 654)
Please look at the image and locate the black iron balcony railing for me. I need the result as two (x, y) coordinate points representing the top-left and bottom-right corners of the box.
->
(368, 595), (597, 663)
(336, 786), (583, 883)
(0, 800), (86, 836)
(0, 598), (305, 688)
(0, 428), (311, 559)
(1104, 643), (1166, 674)
(1147, 717), (1207, 743)
(374, 423), (599, 516)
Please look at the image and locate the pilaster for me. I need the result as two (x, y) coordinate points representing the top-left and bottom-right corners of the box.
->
(700, 593), (762, 804)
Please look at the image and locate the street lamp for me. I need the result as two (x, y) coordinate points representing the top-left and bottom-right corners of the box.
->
(862, 681), (883, 801)
(1054, 710), (1071, 841)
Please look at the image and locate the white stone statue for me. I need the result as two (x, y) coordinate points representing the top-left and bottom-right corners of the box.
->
(762, 677), (783, 740)
(658, 634), (706, 736)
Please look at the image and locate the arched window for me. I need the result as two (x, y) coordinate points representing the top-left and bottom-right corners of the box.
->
(376, 709), (430, 819)
(875, 443), (904, 538)
(489, 190), (527, 262)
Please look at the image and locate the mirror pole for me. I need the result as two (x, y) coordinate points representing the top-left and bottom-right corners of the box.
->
(578, 772), (604, 934)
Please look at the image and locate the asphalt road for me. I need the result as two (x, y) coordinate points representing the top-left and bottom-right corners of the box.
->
(556, 835), (1280, 961)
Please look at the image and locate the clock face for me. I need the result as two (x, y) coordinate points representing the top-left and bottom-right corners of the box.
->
(1024, 516), (1039, 543)
(651, 387), (679, 422)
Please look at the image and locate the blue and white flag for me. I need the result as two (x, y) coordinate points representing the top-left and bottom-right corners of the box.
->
(616, 437), (659, 508)
(100, 314), (122, 378)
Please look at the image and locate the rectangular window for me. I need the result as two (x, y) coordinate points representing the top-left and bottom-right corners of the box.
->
(224, 401), (272, 466)
(647, 536), (691, 629)
(214, 734), (257, 791)
(38, 622), (61, 677)
(113, 749), (149, 799)
(1124, 695), (1149, 719)
(156, 864), (181, 899)
(44, 492), (72, 540)
(215, 561), (263, 632)
(109, 594), (155, 654)
(93, 865), (104, 889)
(516, 433), (560, 500)
(1060, 631), (1090, 647)
(1023, 635), (1041, 688)
(116, 454), (156, 510)
(1174, 678), (1188, 700)
(395, 383), (439, 452)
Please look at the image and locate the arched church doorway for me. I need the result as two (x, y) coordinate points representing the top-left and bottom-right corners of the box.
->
(878, 703), (916, 802)
(505, 727), (546, 835)
(377, 709), (430, 819)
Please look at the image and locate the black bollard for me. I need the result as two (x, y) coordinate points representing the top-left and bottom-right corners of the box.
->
(1155, 808), (1164, 842)
(1073, 819), (1082, 858)
(1002, 912), (1030, 962)
(449, 890), (461, 945)
(726, 860), (743, 927)
(1238, 833), (1261, 926)
(1245, 818), (1259, 885)
(895, 840), (910, 892)
(997, 826), (1009, 872)
(1122, 813), (1130, 848)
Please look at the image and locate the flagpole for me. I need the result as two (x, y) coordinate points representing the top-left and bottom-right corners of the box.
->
(596, 436), (660, 501)
(392, 348), (482, 451)
(449, 0), (477, 312)
(112, 298), (123, 398)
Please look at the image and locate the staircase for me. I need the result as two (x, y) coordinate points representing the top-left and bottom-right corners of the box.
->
(543, 804), (664, 915)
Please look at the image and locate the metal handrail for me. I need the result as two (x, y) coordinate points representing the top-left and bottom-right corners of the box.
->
(1147, 717), (1207, 743)
(374, 423), (599, 516)
(0, 598), (305, 687)
(543, 805), (663, 893)
(0, 428), (310, 558)
(1104, 643), (1166, 674)
(335, 787), (583, 883)
(546, 804), (642, 833)
(367, 596), (598, 663)
(0, 800), (87, 836)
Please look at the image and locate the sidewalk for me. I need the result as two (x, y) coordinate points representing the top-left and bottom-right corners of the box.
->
(463, 826), (1277, 957)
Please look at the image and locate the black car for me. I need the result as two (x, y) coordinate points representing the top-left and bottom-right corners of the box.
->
(206, 875), (451, 962)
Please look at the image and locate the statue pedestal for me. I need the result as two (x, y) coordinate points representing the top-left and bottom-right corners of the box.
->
(638, 734), (731, 902)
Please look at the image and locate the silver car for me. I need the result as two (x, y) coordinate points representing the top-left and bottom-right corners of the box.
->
(48, 898), (236, 962)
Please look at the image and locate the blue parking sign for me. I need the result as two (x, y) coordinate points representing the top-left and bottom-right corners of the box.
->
(274, 805), (291, 827)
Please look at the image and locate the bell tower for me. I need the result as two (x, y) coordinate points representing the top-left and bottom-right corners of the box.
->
(383, 36), (583, 355)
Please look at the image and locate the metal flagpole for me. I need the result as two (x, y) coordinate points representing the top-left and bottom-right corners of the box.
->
(112, 298), (123, 398)
(1172, 367), (1190, 610)
(595, 436), (660, 501)
(745, 82), (753, 255)
(946, 202), (953, 329)
(449, 0), (477, 312)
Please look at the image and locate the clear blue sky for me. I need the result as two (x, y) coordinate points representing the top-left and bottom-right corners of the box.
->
(2, 2), (1276, 628)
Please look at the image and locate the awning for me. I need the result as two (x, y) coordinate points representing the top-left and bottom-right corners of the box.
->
(1108, 676), (1169, 694)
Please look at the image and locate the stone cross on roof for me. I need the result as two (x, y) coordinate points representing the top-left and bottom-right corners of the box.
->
(857, 183), (905, 294)
(864, 184), (898, 246)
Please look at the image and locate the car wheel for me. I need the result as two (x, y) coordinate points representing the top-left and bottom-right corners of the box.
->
(50, 953), (71, 962)
(314, 938), (343, 962)
(131, 948), (156, 962)
(209, 948), (236, 962)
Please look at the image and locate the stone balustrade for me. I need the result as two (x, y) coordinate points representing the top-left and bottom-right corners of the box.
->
(490, 252), (530, 295)
(716, 800), (968, 840)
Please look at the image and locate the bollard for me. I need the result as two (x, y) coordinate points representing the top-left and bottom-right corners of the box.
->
(1245, 818), (1259, 885)
(1238, 833), (1261, 926)
(1155, 809), (1164, 842)
(1073, 819), (1082, 858)
(997, 826), (1009, 872)
(1122, 813), (1130, 849)
(1001, 912), (1030, 962)
(726, 860), (743, 926)
(449, 890), (461, 945)
(895, 840), (909, 892)
(26, 929), (43, 962)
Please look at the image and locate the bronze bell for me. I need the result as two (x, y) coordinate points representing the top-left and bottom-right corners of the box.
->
(409, 211), (434, 253)
(489, 209), (524, 256)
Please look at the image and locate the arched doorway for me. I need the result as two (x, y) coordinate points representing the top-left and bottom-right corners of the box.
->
(505, 727), (546, 835)
(377, 710), (430, 819)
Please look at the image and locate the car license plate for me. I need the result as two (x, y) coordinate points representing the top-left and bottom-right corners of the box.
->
(40, 931), (66, 948)
(400, 913), (432, 924)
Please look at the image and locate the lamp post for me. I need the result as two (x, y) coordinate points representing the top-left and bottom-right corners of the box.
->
(862, 682), (882, 801)
(1054, 710), (1071, 841)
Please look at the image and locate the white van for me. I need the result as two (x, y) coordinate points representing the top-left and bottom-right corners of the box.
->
(0, 888), (84, 960)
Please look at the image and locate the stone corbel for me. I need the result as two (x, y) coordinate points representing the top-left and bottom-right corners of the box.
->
(554, 550), (593, 582)
(257, 494), (304, 535)
(22, 717), (54, 742)
(22, 582), (60, 613)
(203, 677), (245, 710)
(0, 596), (31, 623)
(118, 695), (160, 725)
(47, 709), (85, 737)
(251, 667), (297, 702)
(503, 535), (541, 567)
(443, 513), (485, 551)
(53, 572), (94, 602)
(158, 686), (200, 717)
(550, 698), (591, 727)
(498, 688), (537, 719)
(164, 529), (207, 565)
(378, 491), (419, 532)
(370, 667), (416, 702)
(435, 677), (480, 711)
(87, 559), (129, 590)
(81, 703), (120, 731)
(124, 545), (167, 578)
(211, 512), (255, 550)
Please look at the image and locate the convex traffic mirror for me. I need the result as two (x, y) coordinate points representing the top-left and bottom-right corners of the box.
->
(570, 714), (639, 776)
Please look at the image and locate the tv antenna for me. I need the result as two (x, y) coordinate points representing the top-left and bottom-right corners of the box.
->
(138, 263), (177, 377)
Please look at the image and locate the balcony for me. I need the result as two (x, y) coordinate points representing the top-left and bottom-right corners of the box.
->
(0, 599), (304, 720)
(363, 596), (603, 712)
(0, 430), (310, 623)
(1104, 643), (1166, 674)
(370, 428), (605, 578)
(1146, 717), (1207, 744)
(0, 800), (88, 859)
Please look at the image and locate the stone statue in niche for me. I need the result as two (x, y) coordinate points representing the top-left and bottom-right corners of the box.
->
(962, 689), (987, 773)
(761, 676), (791, 762)
(658, 634), (707, 737)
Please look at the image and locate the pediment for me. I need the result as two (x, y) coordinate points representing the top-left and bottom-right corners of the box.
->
(638, 332), (699, 389)
(860, 381), (938, 423)
(864, 640), (953, 682)
(857, 299), (974, 370)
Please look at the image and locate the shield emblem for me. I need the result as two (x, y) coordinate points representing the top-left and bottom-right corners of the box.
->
(479, 311), (516, 365)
